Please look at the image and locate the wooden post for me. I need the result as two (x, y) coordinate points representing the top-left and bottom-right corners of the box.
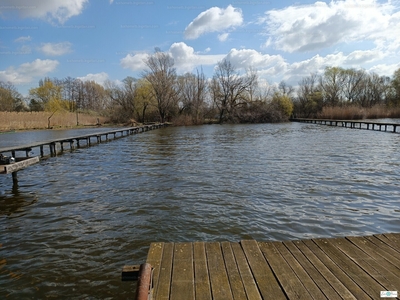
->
(60, 142), (64, 152)
(12, 171), (18, 186)
(135, 263), (152, 300)
(69, 140), (74, 151)
(40, 145), (44, 157)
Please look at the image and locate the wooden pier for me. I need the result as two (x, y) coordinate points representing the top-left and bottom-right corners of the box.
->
(291, 118), (400, 133)
(0, 123), (167, 176)
(124, 233), (400, 300)
(0, 123), (167, 159)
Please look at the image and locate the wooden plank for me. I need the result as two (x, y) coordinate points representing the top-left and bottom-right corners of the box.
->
(231, 243), (262, 300)
(331, 237), (400, 292)
(155, 243), (174, 300)
(274, 242), (328, 299)
(193, 242), (212, 300)
(313, 238), (385, 298)
(301, 239), (368, 299)
(220, 242), (247, 300)
(170, 242), (194, 300)
(363, 236), (400, 266)
(206, 242), (234, 300)
(375, 233), (400, 253)
(258, 241), (315, 299)
(240, 240), (286, 300)
(346, 236), (400, 275)
(146, 242), (164, 300)
(284, 241), (345, 300)
(2, 156), (40, 174)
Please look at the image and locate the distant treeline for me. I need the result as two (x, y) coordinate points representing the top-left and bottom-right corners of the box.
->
(1, 48), (400, 125)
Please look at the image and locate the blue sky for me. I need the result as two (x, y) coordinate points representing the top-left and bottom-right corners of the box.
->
(0, 0), (399, 95)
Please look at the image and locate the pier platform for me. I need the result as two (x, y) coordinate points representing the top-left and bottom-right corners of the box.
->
(125, 233), (400, 299)
(291, 118), (400, 133)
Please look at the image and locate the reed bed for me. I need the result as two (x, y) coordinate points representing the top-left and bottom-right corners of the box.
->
(0, 112), (109, 131)
(317, 105), (400, 120)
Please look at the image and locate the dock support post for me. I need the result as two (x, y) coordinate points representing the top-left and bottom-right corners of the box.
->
(60, 142), (64, 152)
(12, 172), (18, 190)
(40, 145), (44, 157)
(49, 144), (53, 156)
(134, 263), (152, 300)
(69, 140), (74, 151)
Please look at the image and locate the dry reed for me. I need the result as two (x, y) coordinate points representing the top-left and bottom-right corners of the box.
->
(0, 112), (110, 131)
(317, 105), (400, 120)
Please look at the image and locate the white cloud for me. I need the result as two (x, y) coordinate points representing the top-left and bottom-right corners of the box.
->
(368, 63), (400, 77)
(225, 48), (286, 72)
(343, 49), (384, 65)
(184, 5), (243, 39)
(0, 0), (88, 24)
(218, 33), (229, 42)
(169, 42), (225, 72)
(0, 59), (59, 84)
(260, 0), (399, 53)
(120, 43), (224, 73)
(14, 36), (32, 43)
(120, 52), (149, 71)
(77, 72), (109, 85)
(40, 42), (72, 56)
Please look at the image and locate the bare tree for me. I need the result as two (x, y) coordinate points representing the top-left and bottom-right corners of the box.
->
(212, 59), (257, 123)
(176, 68), (207, 124)
(143, 48), (177, 122)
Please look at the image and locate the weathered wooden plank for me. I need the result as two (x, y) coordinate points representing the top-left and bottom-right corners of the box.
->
(231, 243), (262, 300)
(331, 237), (400, 292)
(347, 236), (400, 273)
(375, 233), (400, 253)
(221, 242), (247, 300)
(206, 242), (234, 300)
(170, 242), (194, 300)
(363, 236), (400, 266)
(155, 243), (174, 300)
(382, 233), (400, 245)
(301, 239), (368, 299)
(313, 238), (384, 298)
(146, 242), (164, 299)
(241, 240), (286, 300)
(275, 241), (330, 299)
(2, 156), (40, 174)
(193, 242), (212, 300)
(284, 241), (344, 300)
(258, 241), (315, 299)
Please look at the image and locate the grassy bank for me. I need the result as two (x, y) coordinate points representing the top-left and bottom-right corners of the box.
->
(0, 111), (110, 131)
(317, 105), (400, 120)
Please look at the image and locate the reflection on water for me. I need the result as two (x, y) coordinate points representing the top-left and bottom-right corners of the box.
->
(0, 173), (38, 217)
(0, 122), (400, 298)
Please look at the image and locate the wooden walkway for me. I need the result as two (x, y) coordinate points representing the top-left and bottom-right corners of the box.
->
(0, 123), (167, 159)
(133, 233), (400, 299)
(291, 118), (400, 133)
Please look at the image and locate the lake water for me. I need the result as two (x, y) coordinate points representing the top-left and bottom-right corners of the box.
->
(1, 122), (400, 299)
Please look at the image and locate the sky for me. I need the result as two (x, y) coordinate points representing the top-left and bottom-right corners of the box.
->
(0, 0), (399, 96)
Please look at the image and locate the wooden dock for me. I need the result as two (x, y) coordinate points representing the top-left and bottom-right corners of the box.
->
(0, 123), (167, 177)
(126, 233), (400, 299)
(0, 123), (168, 159)
(291, 118), (400, 133)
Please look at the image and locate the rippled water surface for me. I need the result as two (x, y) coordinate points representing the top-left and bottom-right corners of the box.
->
(1, 122), (400, 299)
